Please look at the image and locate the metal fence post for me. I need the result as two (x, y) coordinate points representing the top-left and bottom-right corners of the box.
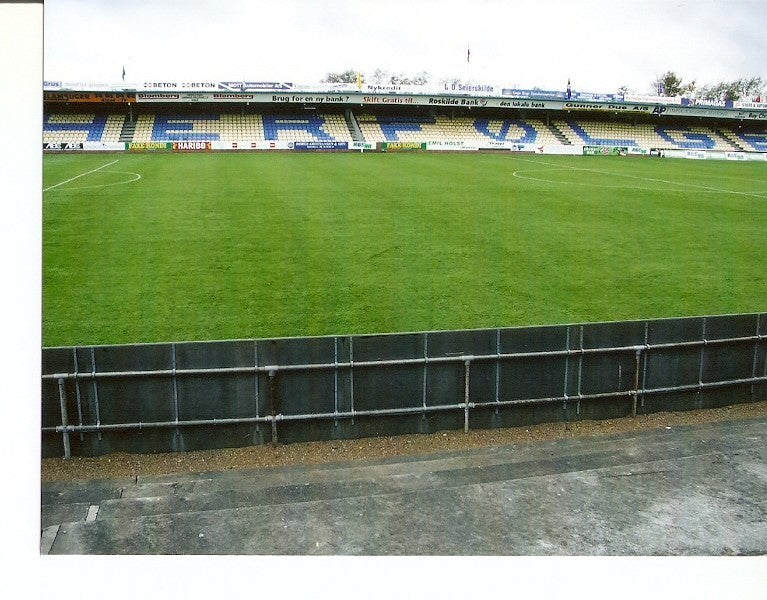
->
(697, 318), (707, 406)
(334, 336), (339, 427)
(172, 343), (180, 435)
(254, 341), (260, 433)
(641, 321), (649, 408)
(494, 329), (500, 415)
(632, 349), (642, 417)
(90, 347), (101, 440)
(576, 326), (584, 415)
(464, 359), (471, 432)
(563, 327), (570, 411)
(422, 333), (428, 420)
(58, 377), (71, 460)
(268, 369), (278, 445)
(72, 347), (83, 441)
(349, 336), (355, 425)
(751, 315), (761, 402)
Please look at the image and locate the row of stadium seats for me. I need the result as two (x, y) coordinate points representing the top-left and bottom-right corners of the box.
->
(42, 113), (767, 151)
(129, 114), (354, 143)
(555, 120), (739, 151)
(356, 115), (562, 145)
(43, 114), (125, 143)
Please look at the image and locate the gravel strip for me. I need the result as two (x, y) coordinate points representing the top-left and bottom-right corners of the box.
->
(42, 400), (767, 482)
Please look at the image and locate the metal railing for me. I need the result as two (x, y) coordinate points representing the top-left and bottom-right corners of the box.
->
(42, 318), (767, 459)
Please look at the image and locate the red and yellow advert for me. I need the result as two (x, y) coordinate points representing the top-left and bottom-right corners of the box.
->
(172, 141), (212, 151)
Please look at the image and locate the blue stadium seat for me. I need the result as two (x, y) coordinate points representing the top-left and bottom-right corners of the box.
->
(736, 130), (767, 151)
(567, 121), (637, 146)
(473, 119), (537, 143)
(654, 126), (715, 149)
(373, 116), (435, 141)
(43, 115), (108, 142)
(151, 116), (221, 141)
(262, 115), (335, 141)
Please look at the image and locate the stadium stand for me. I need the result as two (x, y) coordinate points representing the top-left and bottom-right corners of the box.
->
(43, 109), (766, 152)
(128, 113), (351, 143)
(732, 128), (767, 152)
(554, 119), (738, 151)
(355, 115), (560, 145)
(151, 115), (222, 141)
(262, 114), (353, 142)
(43, 114), (125, 144)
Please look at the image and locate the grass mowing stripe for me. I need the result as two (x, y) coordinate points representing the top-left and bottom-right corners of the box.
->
(43, 152), (767, 346)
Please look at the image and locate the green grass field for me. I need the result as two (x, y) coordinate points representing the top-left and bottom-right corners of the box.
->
(42, 151), (767, 347)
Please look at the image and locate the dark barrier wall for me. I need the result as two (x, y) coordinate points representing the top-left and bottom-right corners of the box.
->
(42, 313), (767, 458)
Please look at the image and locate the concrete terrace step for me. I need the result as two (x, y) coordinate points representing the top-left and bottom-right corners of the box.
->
(45, 446), (767, 554)
(46, 432), (763, 525)
(41, 417), (767, 554)
(43, 416), (766, 505)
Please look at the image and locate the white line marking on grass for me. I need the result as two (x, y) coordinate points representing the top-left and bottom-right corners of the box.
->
(48, 170), (142, 191)
(43, 159), (119, 192)
(511, 169), (755, 195)
(509, 156), (767, 199)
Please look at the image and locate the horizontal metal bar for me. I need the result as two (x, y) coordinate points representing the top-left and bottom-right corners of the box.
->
(641, 375), (767, 395)
(278, 403), (461, 423)
(43, 374), (767, 435)
(472, 389), (635, 409)
(44, 402), (465, 433)
(40, 334), (767, 381)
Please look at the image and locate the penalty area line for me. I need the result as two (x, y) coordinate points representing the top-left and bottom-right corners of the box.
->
(43, 159), (119, 192)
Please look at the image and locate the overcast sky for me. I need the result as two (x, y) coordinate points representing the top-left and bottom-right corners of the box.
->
(39, 0), (767, 93)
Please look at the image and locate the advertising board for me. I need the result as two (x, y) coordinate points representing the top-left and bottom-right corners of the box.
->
(142, 82), (217, 90)
(425, 141), (478, 151)
(218, 81), (293, 91)
(43, 142), (83, 151)
(60, 81), (114, 91)
(44, 92), (135, 103)
(542, 144), (583, 155)
(128, 142), (172, 151)
(508, 143), (542, 153)
(662, 149), (767, 161)
(212, 141), (294, 150)
(381, 142), (426, 152)
(734, 101), (767, 110)
(172, 141), (212, 151)
(625, 94), (682, 105)
(583, 145), (628, 155)
(349, 141), (375, 151)
(293, 141), (349, 151)
(443, 82), (498, 95)
(83, 142), (125, 151)
(503, 88), (620, 102)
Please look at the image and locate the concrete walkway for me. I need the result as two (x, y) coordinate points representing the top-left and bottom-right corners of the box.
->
(41, 417), (767, 555)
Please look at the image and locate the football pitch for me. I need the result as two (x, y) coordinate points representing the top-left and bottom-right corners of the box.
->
(42, 152), (767, 347)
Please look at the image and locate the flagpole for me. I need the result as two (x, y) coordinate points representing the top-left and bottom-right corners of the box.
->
(466, 42), (470, 83)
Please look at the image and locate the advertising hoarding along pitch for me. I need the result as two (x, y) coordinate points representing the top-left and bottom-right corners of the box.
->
(583, 145), (628, 155)
(43, 142), (83, 150)
(381, 142), (426, 152)
(128, 142), (172, 151)
(293, 141), (349, 150)
(173, 141), (212, 151)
